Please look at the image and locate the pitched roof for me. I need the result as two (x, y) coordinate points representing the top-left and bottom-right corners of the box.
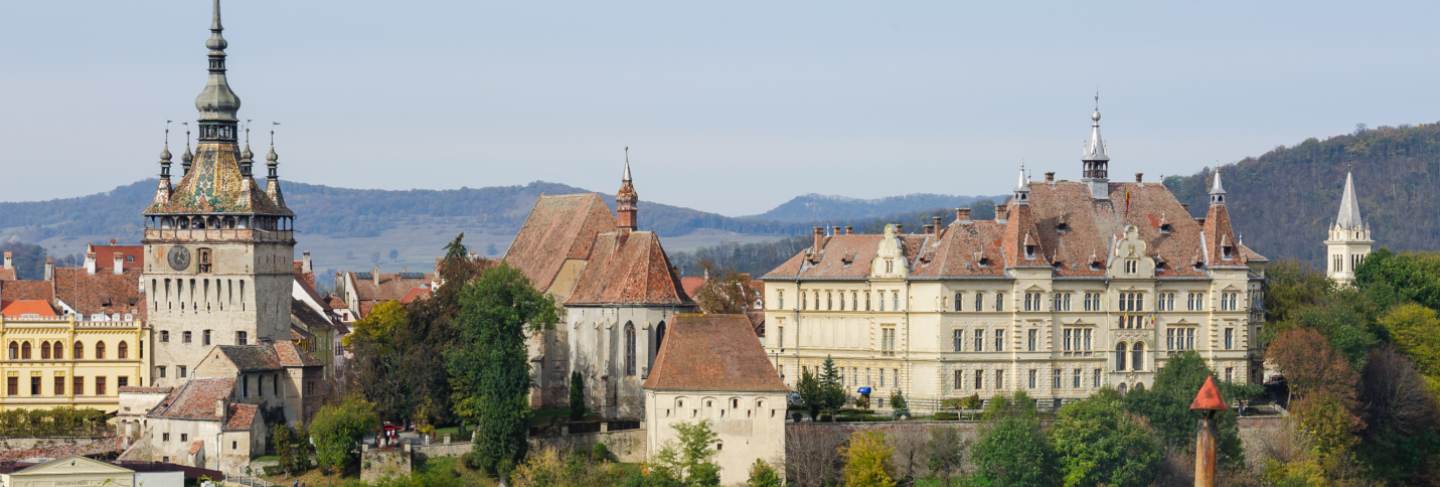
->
(766, 180), (1265, 281)
(290, 301), (333, 332)
(273, 340), (322, 368)
(680, 276), (707, 298)
(503, 193), (617, 293)
(343, 271), (433, 317)
(212, 345), (283, 371)
(0, 280), (54, 303)
(148, 378), (236, 421)
(399, 286), (431, 304)
(644, 314), (786, 393)
(88, 244), (144, 273)
(1, 300), (57, 318)
(145, 143), (290, 216)
(52, 268), (145, 319)
(565, 231), (692, 306)
(224, 403), (259, 431)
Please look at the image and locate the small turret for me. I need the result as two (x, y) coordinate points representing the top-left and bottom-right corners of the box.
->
(265, 125), (286, 208)
(1081, 92), (1110, 199)
(155, 123), (174, 205)
(616, 147), (638, 231)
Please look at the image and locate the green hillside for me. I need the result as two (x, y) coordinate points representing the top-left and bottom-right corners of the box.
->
(1167, 123), (1440, 267)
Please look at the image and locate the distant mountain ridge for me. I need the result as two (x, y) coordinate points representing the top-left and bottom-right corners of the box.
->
(1167, 122), (1440, 267)
(745, 192), (994, 222)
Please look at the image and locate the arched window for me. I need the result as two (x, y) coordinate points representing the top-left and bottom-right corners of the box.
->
(1130, 342), (1144, 372)
(41, 342), (51, 360)
(655, 321), (667, 357)
(118, 341), (129, 360)
(21, 342), (31, 360)
(95, 341), (106, 360)
(53, 341), (63, 359)
(624, 322), (636, 376)
(8, 342), (17, 360)
(74, 342), (84, 360)
(1115, 342), (1127, 371)
(1118, 382), (1129, 393)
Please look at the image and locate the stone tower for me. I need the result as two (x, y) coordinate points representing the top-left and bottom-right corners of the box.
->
(616, 148), (639, 231)
(1325, 172), (1372, 286)
(142, 0), (295, 386)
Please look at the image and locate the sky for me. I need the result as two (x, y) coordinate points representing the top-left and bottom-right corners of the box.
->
(1, 1), (1438, 216)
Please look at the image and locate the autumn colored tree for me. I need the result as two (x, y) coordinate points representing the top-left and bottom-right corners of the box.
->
(1267, 328), (1359, 406)
(841, 431), (896, 487)
(692, 264), (762, 315)
(1376, 303), (1440, 393)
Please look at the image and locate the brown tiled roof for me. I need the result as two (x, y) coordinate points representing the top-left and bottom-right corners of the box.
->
(399, 287), (431, 304)
(213, 345), (283, 372)
(224, 403), (259, 431)
(52, 268), (145, 320)
(680, 276), (706, 298)
(343, 271), (433, 317)
(148, 378), (236, 421)
(0, 269), (15, 281)
(145, 143), (290, 216)
(503, 193), (617, 292)
(89, 244), (144, 273)
(644, 314), (786, 393)
(1, 280), (54, 303)
(565, 231), (693, 307)
(291, 301), (333, 332)
(273, 340), (322, 368)
(766, 180), (1265, 281)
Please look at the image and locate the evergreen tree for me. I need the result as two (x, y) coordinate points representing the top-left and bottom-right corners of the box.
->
(818, 356), (847, 419)
(569, 371), (587, 420)
(446, 265), (558, 476)
(795, 370), (822, 421)
(651, 421), (721, 487)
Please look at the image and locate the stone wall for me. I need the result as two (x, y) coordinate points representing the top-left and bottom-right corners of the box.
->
(361, 444), (413, 483)
(0, 436), (120, 461)
(413, 428), (647, 463)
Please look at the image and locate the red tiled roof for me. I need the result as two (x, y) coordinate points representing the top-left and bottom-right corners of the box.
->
(52, 268), (145, 320)
(565, 231), (692, 307)
(0, 280), (54, 303)
(224, 403), (259, 431)
(399, 287), (431, 304)
(1, 300), (57, 318)
(273, 340), (322, 368)
(148, 378), (236, 421)
(680, 276), (706, 299)
(766, 180), (1265, 281)
(503, 193), (617, 292)
(342, 271), (432, 317)
(0, 268), (16, 281)
(644, 314), (786, 393)
(89, 244), (144, 273)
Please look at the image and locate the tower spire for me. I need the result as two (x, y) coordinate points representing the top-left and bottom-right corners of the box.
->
(1082, 92), (1110, 199)
(181, 123), (194, 175)
(616, 146), (639, 231)
(1209, 167), (1227, 206)
(155, 121), (174, 205)
(240, 119), (254, 177)
(195, 0), (241, 142)
(1335, 171), (1363, 230)
(265, 122), (286, 208)
(1013, 162), (1030, 205)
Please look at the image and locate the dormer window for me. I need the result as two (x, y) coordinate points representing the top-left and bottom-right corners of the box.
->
(1124, 259), (1138, 275)
(1159, 223), (1173, 234)
(1089, 261), (1102, 271)
(1024, 244), (1037, 260)
(1056, 222), (1071, 234)
(1052, 261), (1063, 270)
(1194, 261), (1206, 271)
(884, 259), (894, 273)
(1221, 246), (1234, 260)
(977, 257), (991, 267)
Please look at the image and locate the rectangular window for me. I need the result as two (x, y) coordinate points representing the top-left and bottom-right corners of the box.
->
(237, 331), (248, 346)
(178, 366), (187, 378)
(952, 330), (963, 352)
(974, 330), (984, 352)
(878, 291), (885, 311)
(1187, 328), (1196, 350)
(954, 292), (963, 311)
(182, 331), (192, 343)
(6, 377), (16, 395)
(1093, 368), (1102, 388)
(1028, 369), (1037, 389)
(73, 376), (84, 396)
(1167, 328), (1175, 350)
(777, 290), (784, 309)
(1027, 329), (1037, 352)
(892, 291), (900, 311)
(1052, 368), (1061, 389)
(994, 329), (1005, 351)
(30, 377), (40, 396)
(974, 370), (983, 390)
(879, 369), (886, 387)
(1225, 367), (1234, 382)
(54, 376), (65, 395)
(1083, 329), (1092, 351)
(995, 369), (1005, 390)
(777, 326), (785, 349)
(801, 291), (808, 310)
(975, 292), (984, 311)
(881, 327), (896, 356)
(1072, 369), (1081, 389)
(96, 377), (106, 396)
(865, 291), (871, 311)
(995, 292), (1005, 311)
(118, 376), (128, 389)
(954, 370), (963, 390)
(1063, 329), (1072, 352)
(1224, 328), (1234, 350)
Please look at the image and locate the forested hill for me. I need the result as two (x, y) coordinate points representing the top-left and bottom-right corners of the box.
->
(1167, 123), (1440, 267)
(745, 193), (993, 222)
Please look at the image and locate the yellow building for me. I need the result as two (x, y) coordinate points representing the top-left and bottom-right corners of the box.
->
(0, 307), (149, 412)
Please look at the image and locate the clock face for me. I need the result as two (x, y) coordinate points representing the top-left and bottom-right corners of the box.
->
(167, 246), (191, 271)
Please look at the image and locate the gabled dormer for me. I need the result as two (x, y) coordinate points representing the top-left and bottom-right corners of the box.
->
(1107, 225), (1155, 279)
(869, 224), (909, 280)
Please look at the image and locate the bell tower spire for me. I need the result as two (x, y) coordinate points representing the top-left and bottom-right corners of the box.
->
(154, 121), (174, 205)
(1325, 171), (1372, 286)
(1082, 92), (1110, 199)
(616, 146), (638, 231)
(266, 122), (287, 208)
(195, 0), (241, 142)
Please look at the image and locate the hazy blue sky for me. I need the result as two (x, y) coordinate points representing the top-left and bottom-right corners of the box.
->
(2, 1), (1438, 215)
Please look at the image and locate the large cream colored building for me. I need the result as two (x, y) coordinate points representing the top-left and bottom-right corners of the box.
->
(762, 106), (1267, 411)
(0, 313), (148, 412)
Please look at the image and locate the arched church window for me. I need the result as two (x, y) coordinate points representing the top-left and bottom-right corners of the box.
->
(624, 322), (636, 376)
(654, 321), (667, 362)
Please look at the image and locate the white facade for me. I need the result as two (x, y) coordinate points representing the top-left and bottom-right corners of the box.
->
(1325, 172), (1372, 286)
(564, 306), (681, 419)
(644, 389), (787, 486)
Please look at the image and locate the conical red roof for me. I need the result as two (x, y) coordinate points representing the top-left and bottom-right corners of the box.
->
(1189, 375), (1227, 411)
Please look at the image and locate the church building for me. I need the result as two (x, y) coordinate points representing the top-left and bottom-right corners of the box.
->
(504, 151), (694, 421)
(1325, 172), (1372, 286)
(762, 100), (1268, 411)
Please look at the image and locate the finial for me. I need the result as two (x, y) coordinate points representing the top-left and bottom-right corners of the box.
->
(623, 146), (632, 182)
(1091, 90), (1102, 123)
(160, 120), (174, 163)
(267, 122), (280, 163)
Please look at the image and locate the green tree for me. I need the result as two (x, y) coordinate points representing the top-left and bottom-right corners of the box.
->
(1376, 303), (1440, 393)
(795, 370), (823, 421)
(971, 392), (1058, 486)
(1357, 346), (1440, 484)
(310, 396), (381, 474)
(925, 427), (966, 487)
(1050, 389), (1162, 487)
(344, 301), (413, 422)
(400, 234), (496, 428)
(651, 421), (721, 487)
(817, 356), (847, 420)
(1272, 288), (1380, 367)
(1355, 249), (1440, 312)
(446, 264), (558, 476)
(569, 371), (587, 420)
(1263, 260), (1335, 327)
(889, 390), (909, 418)
(746, 459), (783, 487)
(1122, 352), (1244, 465)
(841, 431), (896, 487)
(271, 423), (313, 476)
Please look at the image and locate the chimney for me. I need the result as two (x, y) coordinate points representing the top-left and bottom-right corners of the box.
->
(995, 202), (1008, 223)
(1044, 172), (1055, 183)
(44, 258), (54, 281)
(956, 207), (972, 223)
(371, 266), (381, 286)
(302, 251), (313, 274)
(895, 224), (903, 233)
(1136, 172), (1144, 183)
(113, 253), (125, 275)
(84, 252), (97, 275)
(922, 224), (933, 235)
(832, 226), (842, 236)
(215, 399), (226, 420)
(2, 251), (11, 269)
(931, 216), (942, 236)
(845, 225), (854, 235)
(812, 226), (824, 255)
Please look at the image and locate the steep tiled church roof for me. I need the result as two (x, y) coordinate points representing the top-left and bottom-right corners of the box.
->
(503, 193), (617, 292)
(565, 231), (692, 306)
(643, 314), (786, 393)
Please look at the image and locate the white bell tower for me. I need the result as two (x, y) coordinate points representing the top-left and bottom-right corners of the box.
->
(1325, 172), (1372, 286)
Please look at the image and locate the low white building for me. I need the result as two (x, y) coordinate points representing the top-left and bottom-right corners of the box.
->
(0, 456), (186, 487)
(644, 314), (788, 486)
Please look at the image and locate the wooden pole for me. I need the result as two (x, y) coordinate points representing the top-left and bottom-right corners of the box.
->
(1195, 411), (1217, 487)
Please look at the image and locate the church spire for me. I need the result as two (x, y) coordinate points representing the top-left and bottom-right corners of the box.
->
(155, 122), (174, 205)
(616, 146), (638, 231)
(266, 123), (286, 208)
(240, 121), (255, 177)
(1335, 171), (1363, 230)
(181, 124), (193, 175)
(1209, 167), (1227, 206)
(1082, 92), (1110, 200)
(1326, 171), (1372, 286)
(194, 0), (241, 142)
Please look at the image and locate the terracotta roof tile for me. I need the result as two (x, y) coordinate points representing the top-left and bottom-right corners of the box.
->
(89, 244), (144, 273)
(273, 340), (322, 368)
(148, 378), (236, 421)
(565, 231), (693, 307)
(1, 280), (54, 303)
(224, 403), (259, 431)
(342, 271), (433, 317)
(52, 268), (145, 320)
(643, 314), (786, 393)
(680, 276), (706, 298)
(1, 300), (57, 318)
(503, 193), (617, 292)
(399, 287), (431, 304)
(212, 345), (283, 372)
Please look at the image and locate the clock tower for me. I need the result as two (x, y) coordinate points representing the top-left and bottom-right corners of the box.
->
(143, 0), (295, 387)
